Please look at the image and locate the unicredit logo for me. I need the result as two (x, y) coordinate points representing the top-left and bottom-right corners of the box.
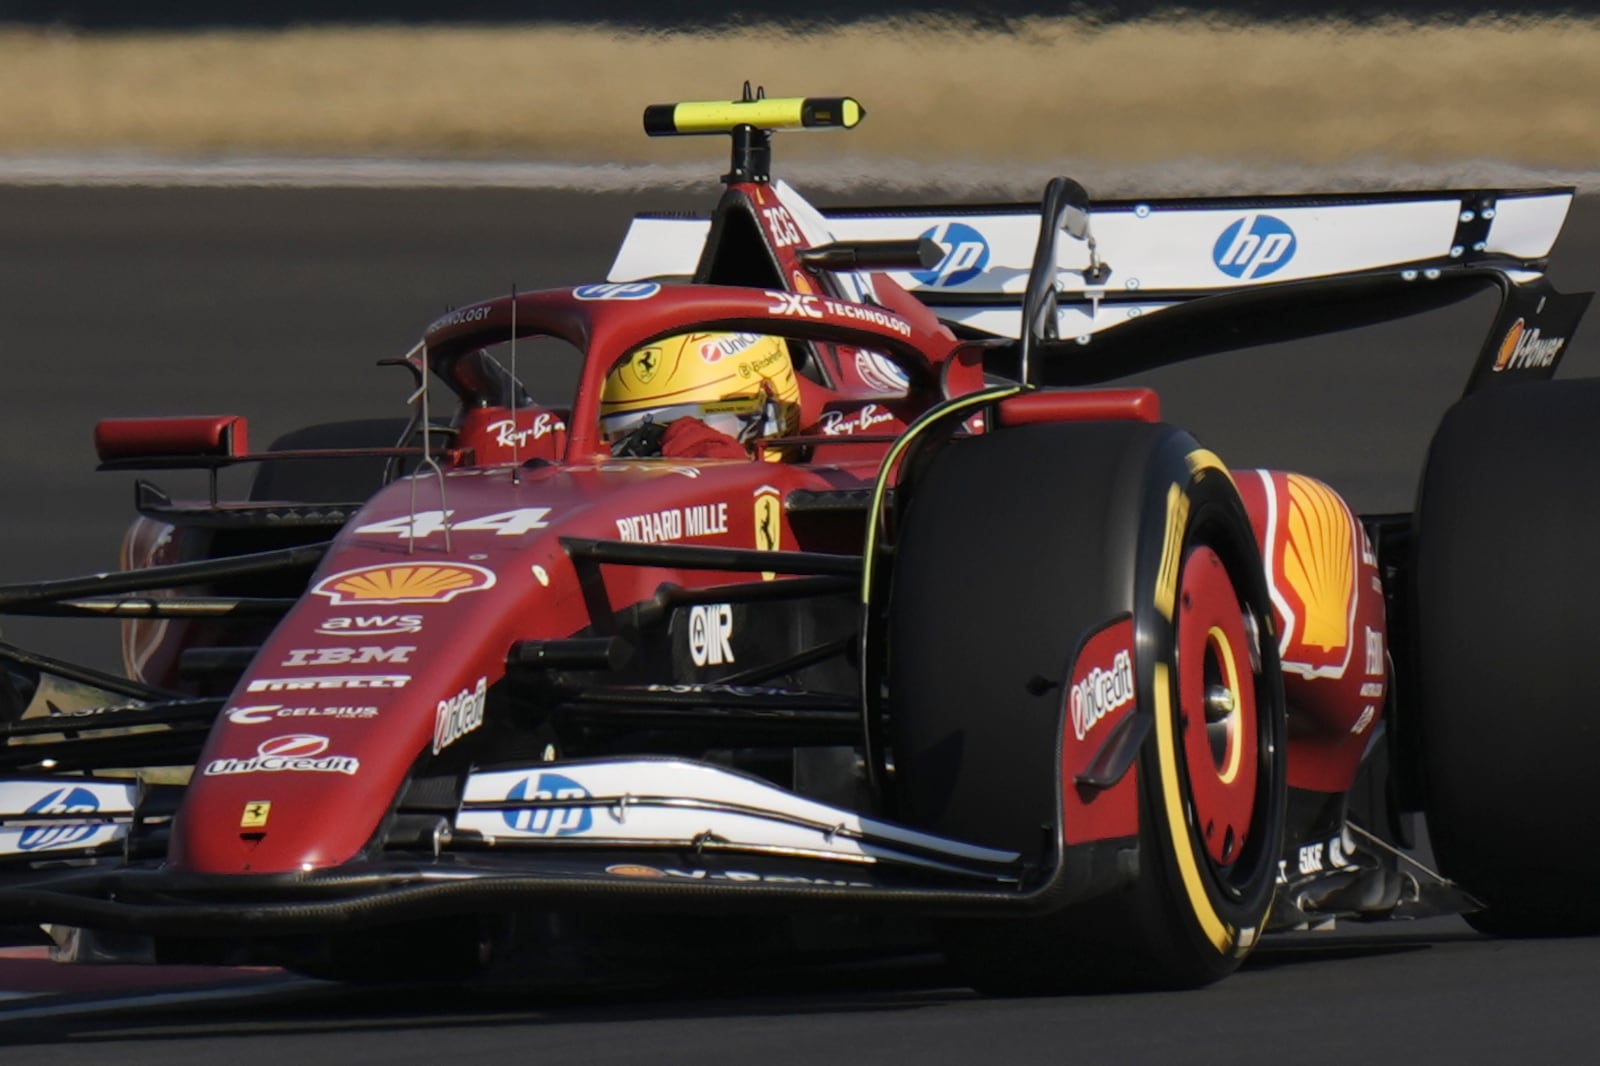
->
(433, 677), (488, 755)
(1070, 650), (1135, 741)
(259, 734), (328, 758)
(203, 733), (359, 777)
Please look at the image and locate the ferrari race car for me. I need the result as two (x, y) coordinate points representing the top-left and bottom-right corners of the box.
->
(1, 89), (1595, 992)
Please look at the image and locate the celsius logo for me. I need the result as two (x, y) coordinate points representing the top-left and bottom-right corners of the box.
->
(1212, 214), (1298, 280)
(18, 787), (101, 852)
(503, 773), (592, 837)
(911, 222), (990, 288)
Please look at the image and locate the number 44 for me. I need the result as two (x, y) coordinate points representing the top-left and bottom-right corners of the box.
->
(354, 508), (552, 539)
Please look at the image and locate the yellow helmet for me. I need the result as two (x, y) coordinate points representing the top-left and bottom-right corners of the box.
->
(600, 332), (801, 447)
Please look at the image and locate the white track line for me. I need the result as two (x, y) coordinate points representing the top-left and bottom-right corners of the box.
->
(0, 155), (1596, 195)
(0, 977), (311, 1023)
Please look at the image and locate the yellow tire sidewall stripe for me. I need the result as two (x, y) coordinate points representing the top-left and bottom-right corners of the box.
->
(1154, 651), (1235, 954)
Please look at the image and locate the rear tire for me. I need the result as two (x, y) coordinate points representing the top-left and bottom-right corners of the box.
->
(887, 421), (1285, 992)
(1414, 379), (1600, 936)
(248, 418), (415, 504)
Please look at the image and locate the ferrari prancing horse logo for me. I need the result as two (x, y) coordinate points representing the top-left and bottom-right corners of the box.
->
(753, 485), (781, 581)
(633, 346), (660, 385)
(753, 486), (781, 553)
(240, 801), (271, 830)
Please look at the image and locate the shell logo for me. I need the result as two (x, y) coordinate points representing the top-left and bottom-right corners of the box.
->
(1493, 318), (1526, 372)
(311, 562), (496, 606)
(1280, 475), (1354, 655)
(1491, 316), (1566, 373)
(605, 864), (667, 879)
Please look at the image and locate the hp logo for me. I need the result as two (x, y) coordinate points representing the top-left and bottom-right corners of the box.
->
(573, 282), (661, 301)
(911, 222), (990, 288)
(503, 772), (593, 837)
(18, 786), (101, 852)
(1212, 215), (1298, 280)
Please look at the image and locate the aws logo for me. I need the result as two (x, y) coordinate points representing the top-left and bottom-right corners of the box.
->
(1213, 214), (1297, 280)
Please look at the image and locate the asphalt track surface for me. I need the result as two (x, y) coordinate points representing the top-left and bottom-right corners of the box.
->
(2, 186), (1600, 1060)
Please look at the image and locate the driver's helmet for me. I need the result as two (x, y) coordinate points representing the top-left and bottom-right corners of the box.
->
(600, 332), (801, 447)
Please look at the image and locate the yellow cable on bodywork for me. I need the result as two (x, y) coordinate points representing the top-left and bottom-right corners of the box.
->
(858, 384), (1024, 605)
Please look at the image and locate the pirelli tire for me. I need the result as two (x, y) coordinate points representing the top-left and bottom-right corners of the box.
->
(887, 420), (1286, 993)
(1414, 378), (1600, 936)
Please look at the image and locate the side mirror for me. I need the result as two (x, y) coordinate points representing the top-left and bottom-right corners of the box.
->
(1061, 207), (1091, 241)
(1018, 177), (1102, 382)
(1051, 179), (1110, 286)
(1054, 178), (1093, 241)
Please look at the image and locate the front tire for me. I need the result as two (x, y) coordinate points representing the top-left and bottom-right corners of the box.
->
(887, 421), (1285, 992)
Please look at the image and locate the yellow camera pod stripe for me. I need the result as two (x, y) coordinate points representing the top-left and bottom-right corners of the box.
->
(644, 97), (864, 136)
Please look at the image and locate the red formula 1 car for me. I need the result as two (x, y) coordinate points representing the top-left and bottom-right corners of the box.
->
(1, 90), (1596, 991)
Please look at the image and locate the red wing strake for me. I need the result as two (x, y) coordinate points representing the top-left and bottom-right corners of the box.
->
(0, 88), (1594, 991)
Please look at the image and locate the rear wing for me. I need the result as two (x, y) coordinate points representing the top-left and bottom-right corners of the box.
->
(609, 184), (1590, 394)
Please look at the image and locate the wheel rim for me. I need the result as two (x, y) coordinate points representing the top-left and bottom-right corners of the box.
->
(1176, 544), (1259, 868)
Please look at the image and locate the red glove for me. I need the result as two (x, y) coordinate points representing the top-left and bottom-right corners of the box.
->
(659, 418), (747, 459)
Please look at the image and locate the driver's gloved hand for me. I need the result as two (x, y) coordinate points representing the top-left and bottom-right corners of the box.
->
(611, 419), (668, 457)
(659, 418), (747, 459)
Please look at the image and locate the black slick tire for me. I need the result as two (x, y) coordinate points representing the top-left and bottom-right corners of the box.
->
(248, 418), (415, 504)
(887, 420), (1286, 992)
(1414, 378), (1600, 936)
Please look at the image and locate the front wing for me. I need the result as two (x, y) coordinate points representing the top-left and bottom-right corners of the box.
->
(0, 755), (1134, 937)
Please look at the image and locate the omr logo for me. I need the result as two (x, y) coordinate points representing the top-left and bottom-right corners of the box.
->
(1212, 214), (1298, 280)
(18, 786), (101, 852)
(911, 222), (990, 288)
(503, 773), (593, 837)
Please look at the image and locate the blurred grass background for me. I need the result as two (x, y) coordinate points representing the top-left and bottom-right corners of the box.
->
(3, 16), (1598, 166)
